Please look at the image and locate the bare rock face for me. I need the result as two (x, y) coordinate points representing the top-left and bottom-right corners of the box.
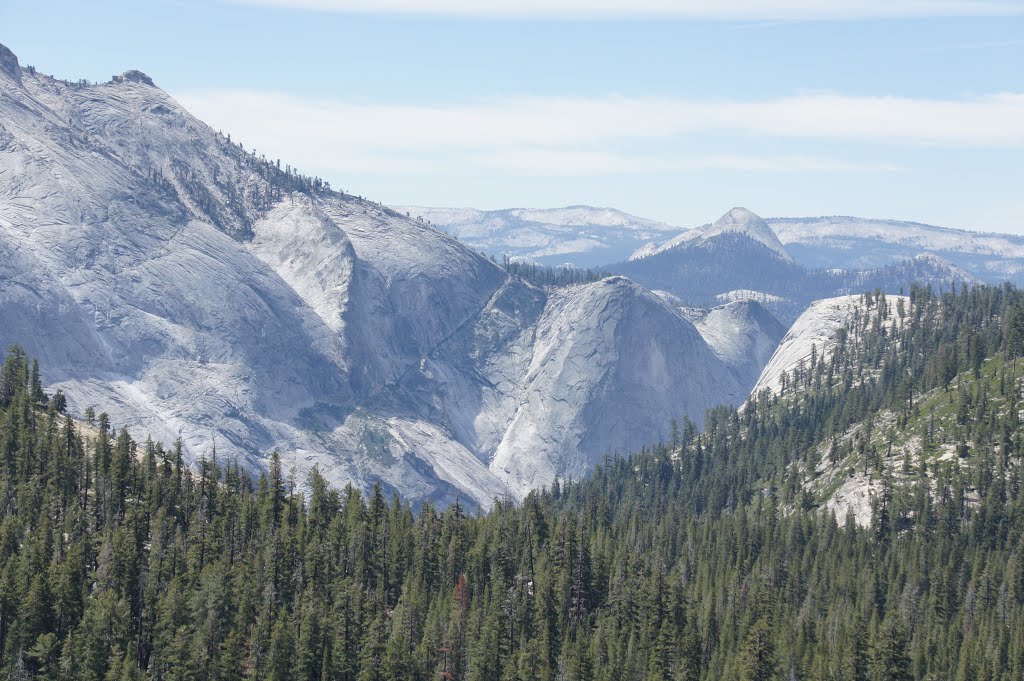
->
(691, 300), (787, 393)
(689, 207), (793, 262)
(489, 277), (750, 497)
(0, 45), (782, 507)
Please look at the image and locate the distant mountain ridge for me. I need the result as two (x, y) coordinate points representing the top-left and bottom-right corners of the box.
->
(615, 208), (977, 323)
(412, 202), (1022, 285)
(391, 205), (680, 267)
(768, 215), (1024, 284)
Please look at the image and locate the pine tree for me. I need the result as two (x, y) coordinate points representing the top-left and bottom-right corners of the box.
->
(268, 613), (296, 681)
(739, 618), (776, 681)
(874, 617), (912, 681)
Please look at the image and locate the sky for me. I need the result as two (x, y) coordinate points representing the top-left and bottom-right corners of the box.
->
(2, 0), (1024, 232)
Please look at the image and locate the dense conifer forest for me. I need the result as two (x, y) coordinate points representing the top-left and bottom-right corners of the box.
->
(2, 283), (1024, 680)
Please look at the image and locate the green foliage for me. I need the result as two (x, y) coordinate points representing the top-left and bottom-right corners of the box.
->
(0, 283), (1023, 679)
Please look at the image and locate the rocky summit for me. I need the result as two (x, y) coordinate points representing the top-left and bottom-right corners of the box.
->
(0, 44), (784, 508)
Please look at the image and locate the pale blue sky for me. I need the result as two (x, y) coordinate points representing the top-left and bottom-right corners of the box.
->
(3, 0), (1024, 232)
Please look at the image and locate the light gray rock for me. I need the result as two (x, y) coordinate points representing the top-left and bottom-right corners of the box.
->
(691, 300), (787, 393)
(394, 205), (679, 267)
(769, 216), (1024, 284)
(0, 45), (780, 507)
(489, 277), (750, 497)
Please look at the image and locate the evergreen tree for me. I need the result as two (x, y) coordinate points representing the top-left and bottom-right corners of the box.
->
(0, 284), (1021, 678)
(740, 618), (776, 681)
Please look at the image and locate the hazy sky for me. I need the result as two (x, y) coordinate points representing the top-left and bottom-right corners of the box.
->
(3, 0), (1024, 232)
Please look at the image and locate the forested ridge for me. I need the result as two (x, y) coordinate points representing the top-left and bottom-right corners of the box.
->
(614, 234), (973, 322)
(2, 284), (1024, 680)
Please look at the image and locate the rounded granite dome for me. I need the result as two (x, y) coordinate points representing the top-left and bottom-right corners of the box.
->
(704, 207), (792, 262)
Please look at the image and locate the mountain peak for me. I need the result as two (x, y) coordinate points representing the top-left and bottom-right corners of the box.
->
(912, 252), (954, 267)
(703, 208), (792, 261)
(912, 252), (979, 283)
(628, 207), (793, 263)
(113, 69), (156, 86)
(0, 43), (22, 83)
(717, 206), (762, 225)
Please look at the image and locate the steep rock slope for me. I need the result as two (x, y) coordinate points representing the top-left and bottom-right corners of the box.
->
(489, 278), (747, 497)
(0, 50), (515, 506)
(0, 46), (512, 503)
(0, 45), (765, 506)
(690, 300), (787, 393)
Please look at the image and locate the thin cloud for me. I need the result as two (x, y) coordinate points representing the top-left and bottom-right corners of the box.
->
(173, 89), (1018, 178)
(466, 149), (903, 176)
(231, 0), (1024, 19)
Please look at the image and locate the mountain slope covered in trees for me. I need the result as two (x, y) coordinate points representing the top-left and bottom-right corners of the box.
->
(616, 209), (977, 323)
(2, 283), (1024, 679)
